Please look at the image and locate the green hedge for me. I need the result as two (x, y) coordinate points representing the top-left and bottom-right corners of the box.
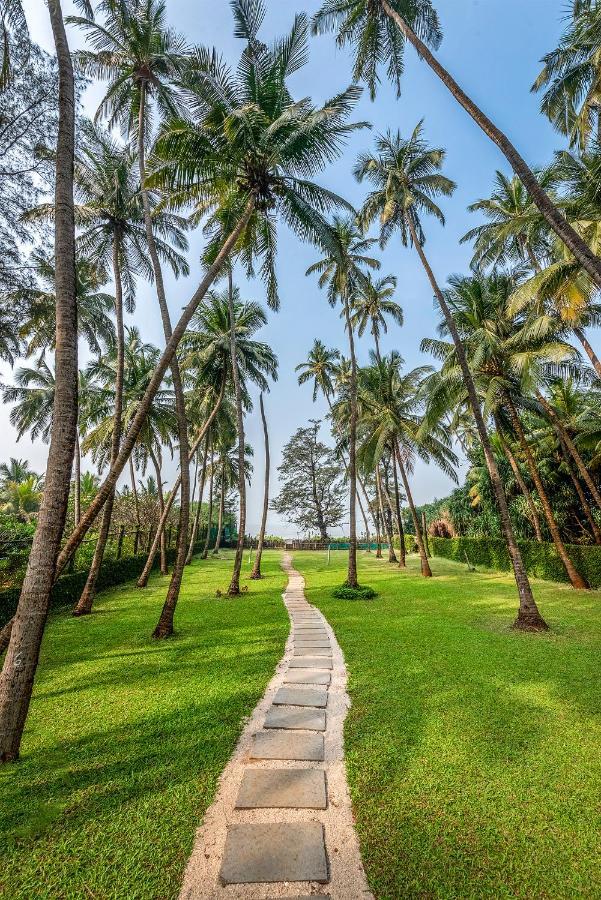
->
(430, 536), (601, 588)
(0, 540), (205, 629)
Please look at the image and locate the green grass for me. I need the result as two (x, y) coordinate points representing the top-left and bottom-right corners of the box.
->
(295, 550), (601, 899)
(0, 550), (288, 900)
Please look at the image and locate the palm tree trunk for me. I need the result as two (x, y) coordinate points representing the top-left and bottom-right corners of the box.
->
(0, 619), (12, 656)
(53, 200), (254, 579)
(201, 451), (214, 560)
(73, 237), (125, 615)
(495, 420), (544, 542)
(250, 392), (270, 579)
(186, 435), (209, 565)
(138, 378), (225, 585)
(226, 269), (246, 596)
(382, 0), (601, 290)
(562, 449), (601, 545)
(537, 391), (601, 511)
(406, 216), (547, 628)
(74, 433), (81, 527)
(149, 447), (167, 574)
(378, 467), (398, 562)
(342, 293), (359, 587)
(325, 394), (371, 548)
(422, 511), (431, 558)
(574, 327), (601, 378)
(136, 85), (190, 639)
(129, 456), (140, 528)
(504, 394), (587, 589)
(374, 500), (382, 558)
(0, 0), (77, 763)
(212, 463), (225, 555)
(391, 450), (406, 566)
(394, 442), (432, 577)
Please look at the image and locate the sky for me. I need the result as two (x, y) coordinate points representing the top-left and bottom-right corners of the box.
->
(7, 0), (571, 536)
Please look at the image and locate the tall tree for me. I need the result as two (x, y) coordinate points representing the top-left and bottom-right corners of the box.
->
(350, 273), (403, 363)
(0, 0), (77, 763)
(250, 392), (270, 579)
(312, 0), (601, 289)
(355, 121), (548, 629)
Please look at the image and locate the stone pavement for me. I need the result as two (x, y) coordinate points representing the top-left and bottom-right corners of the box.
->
(178, 554), (372, 899)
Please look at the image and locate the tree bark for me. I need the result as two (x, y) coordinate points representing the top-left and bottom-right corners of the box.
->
(212, 461), (225, 555)
(250, 392), (270, 578)
(0, 0), (77, 763)
(201, 449), (214, 560)
(421, 510), (431, 558)
(325, 394), (371, 548)
(574, 327), (601, 378)
(378, 466), (398, 562)
(496, 421), (544, 542)
(0, 619), (13, 656)
(394, 443), (432, 577)
(138, 377), (225, 584)
(73, 236), (125, 615)
(391, 450), (406, 566)
(73, 433), (81, 527)
(382, 0), (601, 290)
(149, 446), (167, 574)
(56, 199), (255, 578)
(186, 435), (209, 564)
(129, 456), (140, 527)
(226, 269), (246, 596)
(504, 394), (588, 589)
(406, 216), (547, 628)
(342, 294), (358, 587)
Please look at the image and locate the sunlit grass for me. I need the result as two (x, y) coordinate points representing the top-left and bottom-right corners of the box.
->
(0, 550), (288, 900)
(296, 550), (601, 899)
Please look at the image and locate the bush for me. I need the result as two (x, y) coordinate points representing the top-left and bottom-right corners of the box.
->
(430, 536), (601, 588)
(332, 584), (378, 600)
(0, 539), (206, 628)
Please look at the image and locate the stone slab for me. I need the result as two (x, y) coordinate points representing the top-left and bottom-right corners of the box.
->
(235, 769), (327, 809)
(250, 730), (324, 761)
(289, 656), (333, 670)
(283, 669), (331, 686)
(295, 641), (331, 649)
(264, 705), (326, 731)
(294, 647), (332, 657)
(274, 687), (328, 708)
(220, 823), (328, 884)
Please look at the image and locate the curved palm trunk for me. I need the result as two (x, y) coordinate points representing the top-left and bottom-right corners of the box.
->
(74, 238), (125, 615)
(227, 269), (246, 596)
(391, 451), (406, 566)
(561, 447), (601, 545)
(129, 457), (140, 527)
(407, 217), (547, 629)
(250, 392), (270, 579)
(343, 294), (359, 587)
(574, 327), (601, 378)
(382, 0), (601, 290)
(422, 511), (431, 558)
(149, 447), (167, 574)
(394, 443), (432, 577)
(0, 0), (77, 763)
(504, 394), (588, 589)
(212, 463), (225, 555)
(139, 379), (225, 584)
(187, 436), (209, 565)
(201, 453), (214, 560)
(495, 419), (544, 542)
(537, 392), (601, 511)
(53, 200), (254, 578)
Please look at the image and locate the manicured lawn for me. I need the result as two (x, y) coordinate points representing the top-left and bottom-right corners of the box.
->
(0, 550), (288, 900)
(295, 550), (601, 899)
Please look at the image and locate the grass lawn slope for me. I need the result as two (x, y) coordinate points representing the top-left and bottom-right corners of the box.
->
(0, 551), (288, 900)
(296, 550), (601, 899)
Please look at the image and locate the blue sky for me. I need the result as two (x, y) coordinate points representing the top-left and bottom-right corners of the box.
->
(12, 0), (570, 535)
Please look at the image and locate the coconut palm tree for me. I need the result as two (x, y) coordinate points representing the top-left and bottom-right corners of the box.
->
(0, 475), (42, 522)
(423, 271), (588, 589)
(58, 0), (363, 619)
(350, 273), (403, 363)
(312, 0), (601, 289)
(2, 360), (56, 443)
(0, 0), (77, 764)
(533, 2), (601, 150)
(0, 458), (33, 486)
(250, 392), (270, 579)
(307, 216), (379, 587)
(296, 340), (341, 402)
(70, 0), (194, 635)
(355, 120), (548, 629)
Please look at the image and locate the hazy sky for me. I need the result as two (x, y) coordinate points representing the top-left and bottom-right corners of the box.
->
(9, 0), (571, 535)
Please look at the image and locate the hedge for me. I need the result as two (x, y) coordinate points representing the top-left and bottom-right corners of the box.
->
(0, 540), (206, 629)
(430, 535), (601, 589)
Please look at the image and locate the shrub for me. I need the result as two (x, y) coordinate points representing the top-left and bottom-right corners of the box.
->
(332, 584), (378, 600)
(430, 536), (601, 588)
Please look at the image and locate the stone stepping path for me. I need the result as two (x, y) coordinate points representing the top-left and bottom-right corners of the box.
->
(179, 553), (372, 900)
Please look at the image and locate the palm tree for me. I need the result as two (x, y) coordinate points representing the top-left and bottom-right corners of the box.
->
(0, 458), (33, 486)
(0, 0), (28, 90)
(0, 475), (42, 522)
(296, 340), (341, 402)
(355, 121), (548, 629)
(0, 0), (77, 764)
(533, 2), (601, 150)
(2, 360), (56, 443)
(312, 0), (601, 289)
(307, 216), (379, 588)
(58, 0), (363, 607)
(423, 271), (588, 589)
(350, 273), (403, 363)
(250, 392), (270, 579)
(71, 0), (194, 637)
